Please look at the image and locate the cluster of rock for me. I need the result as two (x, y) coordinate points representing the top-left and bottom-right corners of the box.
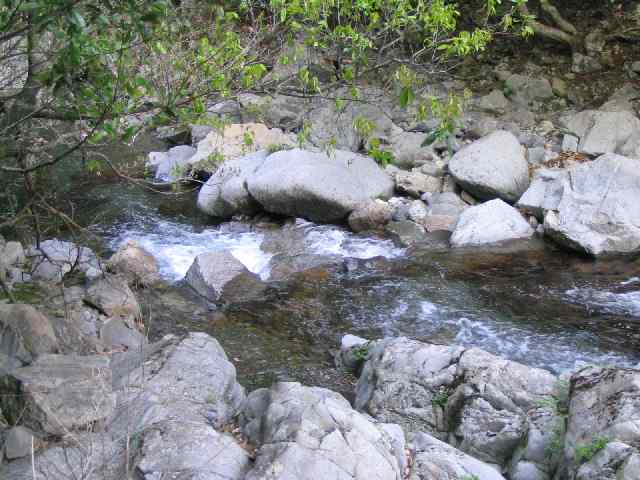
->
(148, 69), (640, 257)
(3, 302), (639, 480)
(339, 335), (640, 480)
(0, 237), (158, 356)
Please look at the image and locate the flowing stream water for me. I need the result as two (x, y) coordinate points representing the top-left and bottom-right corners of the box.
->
(78, 180), (640, 393)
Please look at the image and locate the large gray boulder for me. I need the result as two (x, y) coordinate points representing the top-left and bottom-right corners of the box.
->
(410, 432), (506, 480)
(1, 354), (116, 436)
(355, 338), (464, 436)
(0, 304), (58, 369)
(120, 333), (249, 479)
(240, 381), (406, 480)
(560, 110), (640, 156)
(450, 199), (534, 247)
(1, 333), (249, 480)
(247, 148), (394, 222)
(447, 348), (557, 467)
(543, 154), (640, 256)
(185, 250), (264, 302)
(564, 367), (640, 479)
(354, 337), (557, 470)
(449, 131), (530, 202)
(197, 150), (267, 218)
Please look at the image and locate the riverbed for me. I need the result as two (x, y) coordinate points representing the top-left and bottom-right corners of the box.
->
(78, 181), (640, 393)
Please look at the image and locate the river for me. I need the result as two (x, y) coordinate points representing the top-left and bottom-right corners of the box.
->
(75, 179), (640, 394)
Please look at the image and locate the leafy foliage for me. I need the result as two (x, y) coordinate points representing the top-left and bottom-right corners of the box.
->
(575, 437), (609, 465)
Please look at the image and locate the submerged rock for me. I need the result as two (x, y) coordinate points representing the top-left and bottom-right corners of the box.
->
(450, 199), (533, 247)
(448, 130), (530, 203)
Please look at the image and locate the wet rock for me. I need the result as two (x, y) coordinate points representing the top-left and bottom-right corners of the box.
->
(449, 130), (530, 203)
(1, 354), (115, 436)
(27, 239), (102, 282)
(0, 304), (58, 369)
(451, 199), (533, 247)
(348, 200), (394, 232)
(197, 150), (267, 218)
(395, 170), (442, 198)
(107, 240), (160, 287)
(185, 250), (264, 302)
(410, 432), (506, 480)
(543, 154), (640, 256)
(247, 148), (394, 222)
(564, 366), (640, 477)
(269, 253), (344, 282)
(147, 145), (197, 181)
(385, 220), (427, 247)
(240, 382), (406, 480)
(560, 110), (640, 156)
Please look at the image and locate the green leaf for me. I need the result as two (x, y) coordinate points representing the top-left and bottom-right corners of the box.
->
(399, 87), (415, 109)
